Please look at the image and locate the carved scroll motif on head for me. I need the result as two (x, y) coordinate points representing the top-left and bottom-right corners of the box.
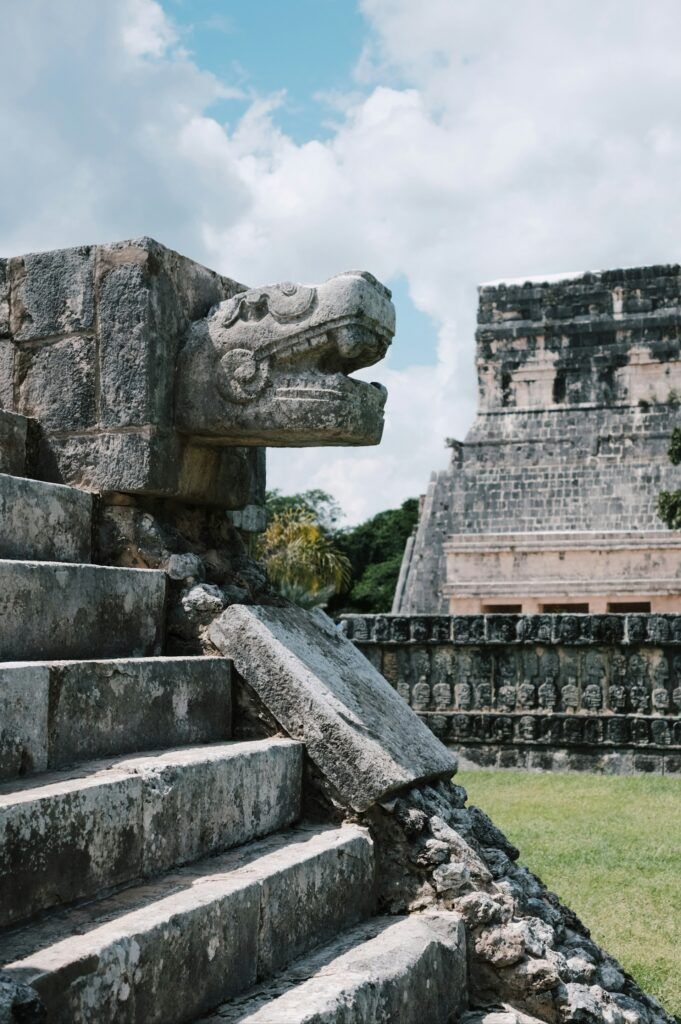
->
(175, 272), (395, 447)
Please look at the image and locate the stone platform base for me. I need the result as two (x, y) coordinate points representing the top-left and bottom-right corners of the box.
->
(454, 742), (681, 775)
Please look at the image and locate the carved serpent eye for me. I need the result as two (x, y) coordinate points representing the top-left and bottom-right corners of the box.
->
(217, 348), (270, 404)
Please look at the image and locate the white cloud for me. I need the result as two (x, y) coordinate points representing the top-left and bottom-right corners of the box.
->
(3, 1), (681, 521)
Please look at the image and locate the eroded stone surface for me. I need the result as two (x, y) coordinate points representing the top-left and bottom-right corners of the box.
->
(209, 605), (457, 811)
(0, 657), (233, 780)
(347, 613), (681, 774)
(0, 665), (49, 781)
(0, 824), (374, 1024)
(0, 473), (92, 562)
(0, 411), (28, 477)
(0, 738), (303, 926)
(0, 560), (166, 660)
(356, 779), (674, 1024)
(198, 912), (467, 1023)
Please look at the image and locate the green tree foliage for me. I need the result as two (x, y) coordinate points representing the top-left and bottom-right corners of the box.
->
(329, 498), (419, 614)
(658, 427), (681, 528)
(259, 490), (419, 614)
(265, 489), (343, 531)
(257, 505), (351, 608)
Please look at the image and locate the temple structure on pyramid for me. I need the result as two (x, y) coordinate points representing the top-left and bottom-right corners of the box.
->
(394, 264), (681, 615)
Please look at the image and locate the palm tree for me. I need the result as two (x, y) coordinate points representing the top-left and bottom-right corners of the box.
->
(257, 506), (352, 607)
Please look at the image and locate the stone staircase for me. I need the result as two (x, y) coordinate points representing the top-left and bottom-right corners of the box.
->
(0, 412), (466, 1023)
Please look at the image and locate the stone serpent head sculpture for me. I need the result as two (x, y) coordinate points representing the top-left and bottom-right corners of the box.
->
(175, 270), (395, 446)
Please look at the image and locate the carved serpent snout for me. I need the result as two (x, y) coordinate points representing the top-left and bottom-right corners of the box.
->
(175, 270), (395, 447)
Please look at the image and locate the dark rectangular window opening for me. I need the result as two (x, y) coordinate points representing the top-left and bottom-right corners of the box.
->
(482, 604), (522, 613)
(541, 603), (590, 613)
(607, 601), (652, 613)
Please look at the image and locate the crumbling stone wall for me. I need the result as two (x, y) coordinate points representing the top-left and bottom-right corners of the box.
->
(396, 265), (681, 614)
(343, 613), (681, 774)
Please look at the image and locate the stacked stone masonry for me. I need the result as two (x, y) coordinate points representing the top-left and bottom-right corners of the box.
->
(344, 613), (681, 773)
(395, 265), (681, 615)
(0, 239), (268, 508)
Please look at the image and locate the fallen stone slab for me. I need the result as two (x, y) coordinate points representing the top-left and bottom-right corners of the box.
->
(0, 738), (303, 927)
(0, 560), (166, 660)
(209, 606), (456, 811)
(197, 912), (467, 1023)
(0, 472), (92, 562)
(0, 824), (374, 1024)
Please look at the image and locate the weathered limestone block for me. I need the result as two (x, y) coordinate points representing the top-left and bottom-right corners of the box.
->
(15, 334), (96, 431)
(0, 665), (49, 780)
(0, 738), (303, 926)
(9, 245), (95, 341)
(0, 560), (166, 660)
(209, 606), (457, 811)
(0, 473), (92, 562)
(1, 238), (252, 504)
(0, 656), (233, 780)
(198, 913), (467, 1023)
(40, 429), (260, 507)
(0, 411), (29, 476)
(0, 825), (374, 1024)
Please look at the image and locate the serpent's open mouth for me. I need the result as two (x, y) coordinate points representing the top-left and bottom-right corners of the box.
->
(270, 319), (390, 409)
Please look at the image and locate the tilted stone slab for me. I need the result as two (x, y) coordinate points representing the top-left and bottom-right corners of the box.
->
(0, 472), (92, 562)
(0, 738), (302, 927)
(0, 410), (29, 476)
(0, 824), (374, 1024)
(197, 912), (467, 1024)
(0, 657), (233, 781)
(0, 560), (166, 660)
(209, 606), (457, 811)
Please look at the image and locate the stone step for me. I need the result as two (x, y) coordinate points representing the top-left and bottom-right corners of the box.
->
(0, 656), (233, 781)
(0, 559), (166, 660)
(0, 824), (375, 1024)
(0, 410), (30, 476)
(0, 738), (302, 928)
(0, 472), (92, 562)
(196, 913), (467, 1024)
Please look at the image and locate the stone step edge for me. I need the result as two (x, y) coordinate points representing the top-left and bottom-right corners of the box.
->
(195, 911), (467, 1024)
(0, 469), (93, 498)
(0, 558), (167, 662)
(0, 655), (234, 780)
(0, 739), (303, 929)
(0, 556), (165, 575)
(0, 472), (93, 563)
(0, 824), (375, 1024)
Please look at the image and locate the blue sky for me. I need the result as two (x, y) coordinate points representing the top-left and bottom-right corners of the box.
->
(168, 0), (367, 140)
(2, 1), (681, 521)
(166, 0), (440, 372)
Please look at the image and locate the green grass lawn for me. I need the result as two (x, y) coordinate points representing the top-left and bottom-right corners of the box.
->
(457, 770), (681, 1019)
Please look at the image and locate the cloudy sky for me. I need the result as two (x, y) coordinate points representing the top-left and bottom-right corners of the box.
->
(2, 1), (681, 522)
